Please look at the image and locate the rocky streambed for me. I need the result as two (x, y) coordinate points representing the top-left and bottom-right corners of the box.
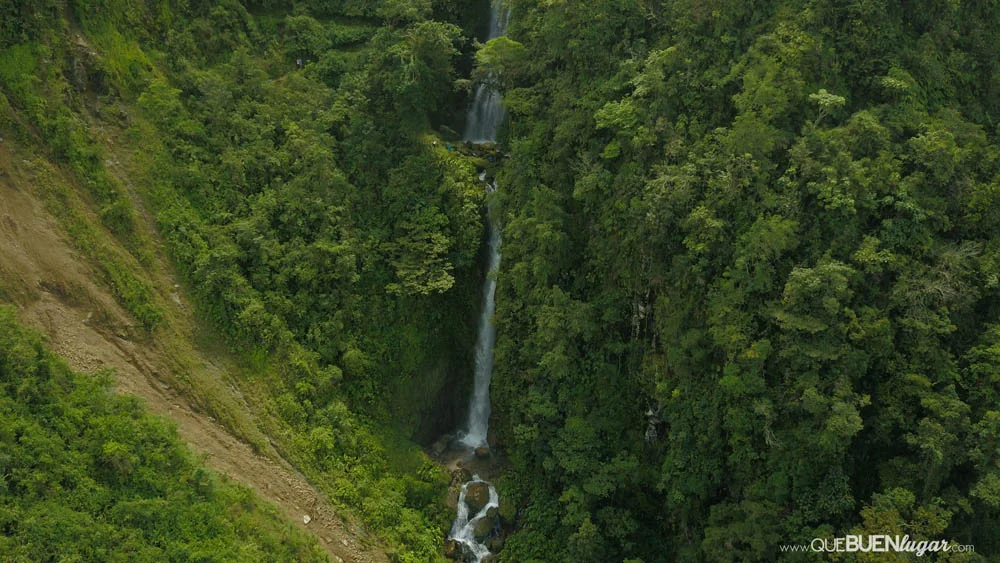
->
(430, 435), (512, 563)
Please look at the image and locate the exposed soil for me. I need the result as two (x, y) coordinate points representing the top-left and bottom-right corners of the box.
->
(0, 143), (386, 563)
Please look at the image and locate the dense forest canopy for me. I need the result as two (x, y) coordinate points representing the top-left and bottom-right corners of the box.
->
(490, 0), (1000, 561)
(3, 0), (1000, 561)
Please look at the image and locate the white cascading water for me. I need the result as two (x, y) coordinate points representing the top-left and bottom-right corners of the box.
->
(458, 0), (508, 450)
(462, 0), (510, 143)
(448, 475), (500, 562)
(459, 174), (500, 449)
(448, 1), (509, 561)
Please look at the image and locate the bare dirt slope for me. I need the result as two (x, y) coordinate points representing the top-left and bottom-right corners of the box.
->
(0, 142), (387, 563)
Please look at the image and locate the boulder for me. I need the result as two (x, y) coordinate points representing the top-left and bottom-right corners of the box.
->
(481, 555), (499, 563)
(472, 506), (498, 542)
(474, 445), (490, 459)
(464, 482), (491, 514)
(444, 539), (476, 562)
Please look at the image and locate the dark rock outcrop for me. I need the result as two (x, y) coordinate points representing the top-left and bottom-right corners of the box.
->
(444, 539), (476, 562)
(464, 481), (490, 514)
(472, 506), (498, 542)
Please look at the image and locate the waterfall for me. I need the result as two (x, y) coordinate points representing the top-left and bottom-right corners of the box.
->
(463, 87), (505, 144)
(447, 1), (508, 561)
(458, 0), (507, 448)
(462, 0), (509, 144)
(448, 476), (500, 562)
(459, 179), (500, 448)
(462, 0), (510, 143)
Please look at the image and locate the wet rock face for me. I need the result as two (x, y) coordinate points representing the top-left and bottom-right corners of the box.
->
(472, 506), (499, 542)
(464, 481), (491, 514)
(444, 539), (476, 562)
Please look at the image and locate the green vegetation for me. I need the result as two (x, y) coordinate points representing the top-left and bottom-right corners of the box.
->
(6, 0), (1000, 561)
(2, 0), (486, 559)
(0, 36), (162, 330)
(0, 307), (326, 561)
(490, 0), (1000, 561)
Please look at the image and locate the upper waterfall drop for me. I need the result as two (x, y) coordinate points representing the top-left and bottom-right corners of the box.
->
(462, 0), (510, 144)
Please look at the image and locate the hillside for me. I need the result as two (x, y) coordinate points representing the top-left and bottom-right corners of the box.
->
(2, 0), (490, 560)
(0, 303), (330, 561)
(4, 0), (1000, 562)
(0, 137), (386, 561)
(489, 0), (1000, 561)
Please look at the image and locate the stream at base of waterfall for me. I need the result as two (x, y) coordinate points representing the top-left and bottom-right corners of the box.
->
(446, 475), (500, 562)
(445, 0), (509, 561)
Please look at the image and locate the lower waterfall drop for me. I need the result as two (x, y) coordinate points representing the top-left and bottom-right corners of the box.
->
(447, 174), (502, 563)
(459, 174), (500, 449)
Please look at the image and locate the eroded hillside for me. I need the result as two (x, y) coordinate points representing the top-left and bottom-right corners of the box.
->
(0, 128), (386, 562)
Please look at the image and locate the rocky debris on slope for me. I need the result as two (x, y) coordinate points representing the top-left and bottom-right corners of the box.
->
(70, 36), (108, 94)
(431, 434), (452, 457)
(451, 468), (472, 486)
